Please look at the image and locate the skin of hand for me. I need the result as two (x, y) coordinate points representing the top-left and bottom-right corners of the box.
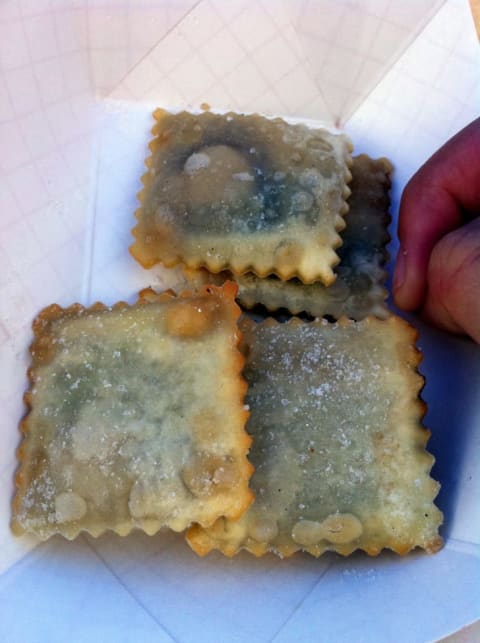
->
(393, 118), (480, 343)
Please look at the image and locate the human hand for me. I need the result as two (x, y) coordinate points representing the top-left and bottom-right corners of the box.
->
(393, 118), (480, 342)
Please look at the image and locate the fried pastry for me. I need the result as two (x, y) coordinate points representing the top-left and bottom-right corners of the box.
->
(182, 155), (392, 320)
(131, 110), (353, 285)
(12, 283), (253, 540)
(187, 316), (443, 558)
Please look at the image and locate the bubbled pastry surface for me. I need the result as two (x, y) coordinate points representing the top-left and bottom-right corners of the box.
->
(131, 110), (353, 285)
(187, 316), (443, 558)
(12, 284), (253, 540)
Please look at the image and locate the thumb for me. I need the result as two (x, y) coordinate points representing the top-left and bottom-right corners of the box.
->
(421, 218), (480, 342)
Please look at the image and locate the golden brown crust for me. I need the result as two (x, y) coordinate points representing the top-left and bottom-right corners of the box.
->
(12, 282), (253, 540)
(186, 315), (443, 558)
(130, 109), (353, 285)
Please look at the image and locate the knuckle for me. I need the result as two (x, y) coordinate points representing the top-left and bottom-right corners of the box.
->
(425, 225), (480, 338)
(428, 227), (480, 295)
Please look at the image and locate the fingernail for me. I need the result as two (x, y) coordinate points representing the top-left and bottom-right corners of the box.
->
(393, 247), (407, 293)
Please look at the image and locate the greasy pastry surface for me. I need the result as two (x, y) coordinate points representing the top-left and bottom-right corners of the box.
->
(12, 283), (252, 540)
(182, 155), (392, 320)
(131, 110), (353, 285)
(187, 316), (443, 558)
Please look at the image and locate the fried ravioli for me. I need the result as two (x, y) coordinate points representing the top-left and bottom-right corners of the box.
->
(131, 110), (352, 285)
(187, 316), (443, 558)
(12, 283), (253, 540)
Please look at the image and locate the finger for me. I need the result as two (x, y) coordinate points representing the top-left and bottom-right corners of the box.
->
(421, 218), (480, 343)
(393, 118), (480, 311)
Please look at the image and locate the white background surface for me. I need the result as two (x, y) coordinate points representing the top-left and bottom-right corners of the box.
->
(0, 1), (479, 641)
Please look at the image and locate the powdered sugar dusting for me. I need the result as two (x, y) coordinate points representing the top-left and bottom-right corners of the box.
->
(221, 316), (442, 557)
(14, 294), (249, 539)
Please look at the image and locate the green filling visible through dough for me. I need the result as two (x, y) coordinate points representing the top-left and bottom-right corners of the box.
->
(146, 112), (345, 235)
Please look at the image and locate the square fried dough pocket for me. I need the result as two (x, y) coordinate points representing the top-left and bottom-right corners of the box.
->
(187, 316), (443, 558)
(12, 283), (253, 540)
(131, 110), (352, 285)
(182, 155), (392, 320)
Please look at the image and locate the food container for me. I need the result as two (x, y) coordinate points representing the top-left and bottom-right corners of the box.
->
(0, 1), (479, 640)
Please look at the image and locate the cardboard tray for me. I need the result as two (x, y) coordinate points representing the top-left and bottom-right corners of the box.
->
(0, 1), (479, 640)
